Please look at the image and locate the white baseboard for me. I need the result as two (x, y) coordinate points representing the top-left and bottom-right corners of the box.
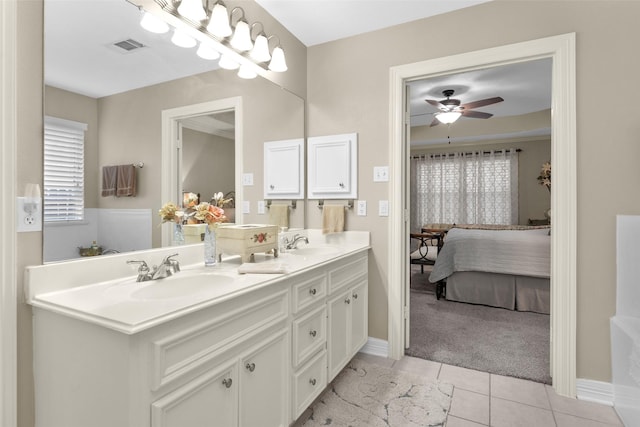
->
(576, 378), (614, 406)
(360, 337), (389, 358)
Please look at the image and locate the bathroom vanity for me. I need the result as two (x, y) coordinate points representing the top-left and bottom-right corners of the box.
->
(26, 230), (369, 427)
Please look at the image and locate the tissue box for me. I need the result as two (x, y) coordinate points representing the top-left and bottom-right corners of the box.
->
(216, 224), (279, 262)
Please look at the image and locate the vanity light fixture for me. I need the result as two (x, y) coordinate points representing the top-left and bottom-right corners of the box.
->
(218, 54), (239, 70)
(237, 63), (257, 79)
(196, 42), (220, 60)
(206, 1), (232, 38)
(229, 8), (253, 52)
(140, 11), (169, 34)
(435, 111), (462, 124)
(176, 0), (207, 22)
(171, 28), (197, 48)
(267, 36), (288, 72)
(249, 23), (271, 62)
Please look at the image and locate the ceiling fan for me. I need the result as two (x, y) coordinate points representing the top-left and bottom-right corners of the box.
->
(426, 89), (504, 126)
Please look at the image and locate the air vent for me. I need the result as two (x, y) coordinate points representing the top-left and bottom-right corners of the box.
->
(113, 39), (145, 52)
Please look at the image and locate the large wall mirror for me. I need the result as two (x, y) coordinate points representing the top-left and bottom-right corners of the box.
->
(43, 0), (305, 263)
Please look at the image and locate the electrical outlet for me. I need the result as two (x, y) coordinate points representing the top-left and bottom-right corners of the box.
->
(17, 197), (42, 232)
(242, 200), (250, 214)
(378, 200), (389, 217)
(257, 201), (265, 214)
(242, 173), (254, 186)
(373, 166), (389, 182)
(357, 200), (367, 216)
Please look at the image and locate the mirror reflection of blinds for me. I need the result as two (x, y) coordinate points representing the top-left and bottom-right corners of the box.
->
(44, 116), (87, 222)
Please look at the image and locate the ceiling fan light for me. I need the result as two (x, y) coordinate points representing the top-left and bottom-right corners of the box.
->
(177, 0), (207, 22)
(250, 34), (271, 62)
(140, 11), (169, 34)
(268, 46), (287, 72)
(237, 64), (257, 79)
(436, 111), (462, 124)
(218, 54), (239, 70)
(171, 28), (196, 48)
(196, 42), (220, 60)
(207, 3), (232, 38)
(230, 20), (253, 52)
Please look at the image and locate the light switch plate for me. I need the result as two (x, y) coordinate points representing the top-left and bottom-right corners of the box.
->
(242, 173), (254, 186)
(378, 200), (389, 217)
(357, 200), (367, 216)
(373, 166), (389, 182)
(242, 201), (250, 214)
(257, 201), (265, 214)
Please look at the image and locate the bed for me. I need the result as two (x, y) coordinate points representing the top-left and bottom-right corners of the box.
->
(428, 226), (551, 314)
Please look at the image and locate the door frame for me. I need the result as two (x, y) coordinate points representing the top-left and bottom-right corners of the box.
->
(388, 33), (577, 397)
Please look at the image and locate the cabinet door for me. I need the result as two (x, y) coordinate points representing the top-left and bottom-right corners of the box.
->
(151, 361), (237, 427)
(308, 133), (358, 199)
(264, 139), (304, 199)
(239, 329), (289, 427)
(327, 288), (351, 381)
(349, 280), (368, 356)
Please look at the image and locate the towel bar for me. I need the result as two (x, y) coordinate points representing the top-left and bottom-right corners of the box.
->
(265, 200), (296, 209)
(317, 200), (354, 209)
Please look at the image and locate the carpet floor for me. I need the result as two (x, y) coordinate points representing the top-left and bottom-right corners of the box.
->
(407, 266), (551, 384)
(302, 358), (453, 427)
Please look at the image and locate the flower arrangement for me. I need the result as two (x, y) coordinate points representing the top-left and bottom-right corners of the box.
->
(537, 161), (551, 191)
(192, 202), (227, 229)
(159, 202), (184, 224)
(210, 191), (234, 208)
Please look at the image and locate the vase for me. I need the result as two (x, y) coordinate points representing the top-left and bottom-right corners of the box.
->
(173, 222), (185, 246)
(204, 224), (217, 266)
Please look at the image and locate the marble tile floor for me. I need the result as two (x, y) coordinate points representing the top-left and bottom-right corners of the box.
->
(297, 353), (624, 427)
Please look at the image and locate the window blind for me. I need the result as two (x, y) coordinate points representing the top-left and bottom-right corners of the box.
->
(44, 116), (87, 222)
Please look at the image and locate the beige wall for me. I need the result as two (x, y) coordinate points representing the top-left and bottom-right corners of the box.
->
(306, 0), (640, 383)
(411, 138), (552, 225)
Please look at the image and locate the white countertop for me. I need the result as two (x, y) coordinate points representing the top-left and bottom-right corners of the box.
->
(25, 230), (370, 334)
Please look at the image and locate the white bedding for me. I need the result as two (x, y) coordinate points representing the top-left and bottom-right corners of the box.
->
(429, 227), (551, 283)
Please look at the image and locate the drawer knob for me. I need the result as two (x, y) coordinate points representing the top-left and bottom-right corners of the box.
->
(270, 184), (274, 189)
(353, 293), (358, 299)
(309, 288), (317, 296)
(222, 378), (232, 388)
(309, 378), (317, 386)
(245, 362), (256, 372)
(339, 182), (344, 188)
(345, 298), (351, 304)
(309, 330), (317, 337)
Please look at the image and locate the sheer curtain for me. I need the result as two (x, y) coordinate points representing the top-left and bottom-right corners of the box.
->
(410, 150), (518, 231)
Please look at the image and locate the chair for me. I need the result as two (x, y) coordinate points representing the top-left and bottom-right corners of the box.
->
(410, 231), (446, 299)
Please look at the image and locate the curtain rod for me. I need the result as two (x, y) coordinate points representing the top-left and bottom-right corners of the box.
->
(411, 149), (521, 159)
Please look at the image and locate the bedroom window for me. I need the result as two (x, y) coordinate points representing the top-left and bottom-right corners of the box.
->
(44, 116), (87, 223)
(411, 149), (518, 227)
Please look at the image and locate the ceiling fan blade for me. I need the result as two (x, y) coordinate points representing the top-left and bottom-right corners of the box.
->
(461, 96), (504, 110)
(425, 99), (444, 108)
(429, 118), (441, 127)
(461, 110), (493, 119)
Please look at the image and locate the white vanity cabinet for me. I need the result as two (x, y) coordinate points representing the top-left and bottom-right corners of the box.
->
(307, 133), (358, 199)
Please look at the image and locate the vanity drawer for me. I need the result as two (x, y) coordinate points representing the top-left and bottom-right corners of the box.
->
(149, 289), (288, 391)
(292, 305), (327, 367)
(291, 272), (326, 314)
(329, 255), (367, 293)
(292, 350), (327, 420)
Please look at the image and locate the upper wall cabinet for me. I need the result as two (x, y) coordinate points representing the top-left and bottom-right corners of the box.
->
(307, 133), (358, 200)
(264, 138), (305, 200)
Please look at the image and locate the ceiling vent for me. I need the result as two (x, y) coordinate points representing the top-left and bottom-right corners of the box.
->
(113, 39), (145, 52)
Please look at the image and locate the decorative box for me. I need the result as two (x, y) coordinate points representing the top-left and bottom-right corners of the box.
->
(215, 224), (279, 262)
(183, 224), (207, 244)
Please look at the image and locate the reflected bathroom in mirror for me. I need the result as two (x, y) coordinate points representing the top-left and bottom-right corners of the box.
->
(43, 0), (305, 263)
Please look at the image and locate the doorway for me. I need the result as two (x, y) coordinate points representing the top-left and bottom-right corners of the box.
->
(388, 34), (577, 397)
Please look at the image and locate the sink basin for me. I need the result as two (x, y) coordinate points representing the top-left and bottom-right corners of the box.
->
(289, 246), (339, 257)
(131, 274), (234, 300)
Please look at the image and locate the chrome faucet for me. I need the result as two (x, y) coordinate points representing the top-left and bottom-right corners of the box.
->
(286, 234), (309, 250)
(126, 253), (180, 282)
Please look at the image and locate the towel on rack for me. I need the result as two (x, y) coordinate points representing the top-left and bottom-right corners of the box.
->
(101, 166), (117, 197)
(116, 164), (137, 197)
(268, 204), (289, 229)
(322, 204), (345, 234)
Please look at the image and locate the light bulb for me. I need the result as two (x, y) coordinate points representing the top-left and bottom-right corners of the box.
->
(218, 55), (239, 70)
(140, 11), (169, 34)
(435, 111), (462, 124)
(206, 3), (232, 38)
(237, 64), (257, 79)
(268, 46), (287, 72)
(177, 0), (207, 22)
(250, 34), (271, 62)
(230, 20), (252, 52)
(196, 42), (220, 60)
(171, 29), (196, 48)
